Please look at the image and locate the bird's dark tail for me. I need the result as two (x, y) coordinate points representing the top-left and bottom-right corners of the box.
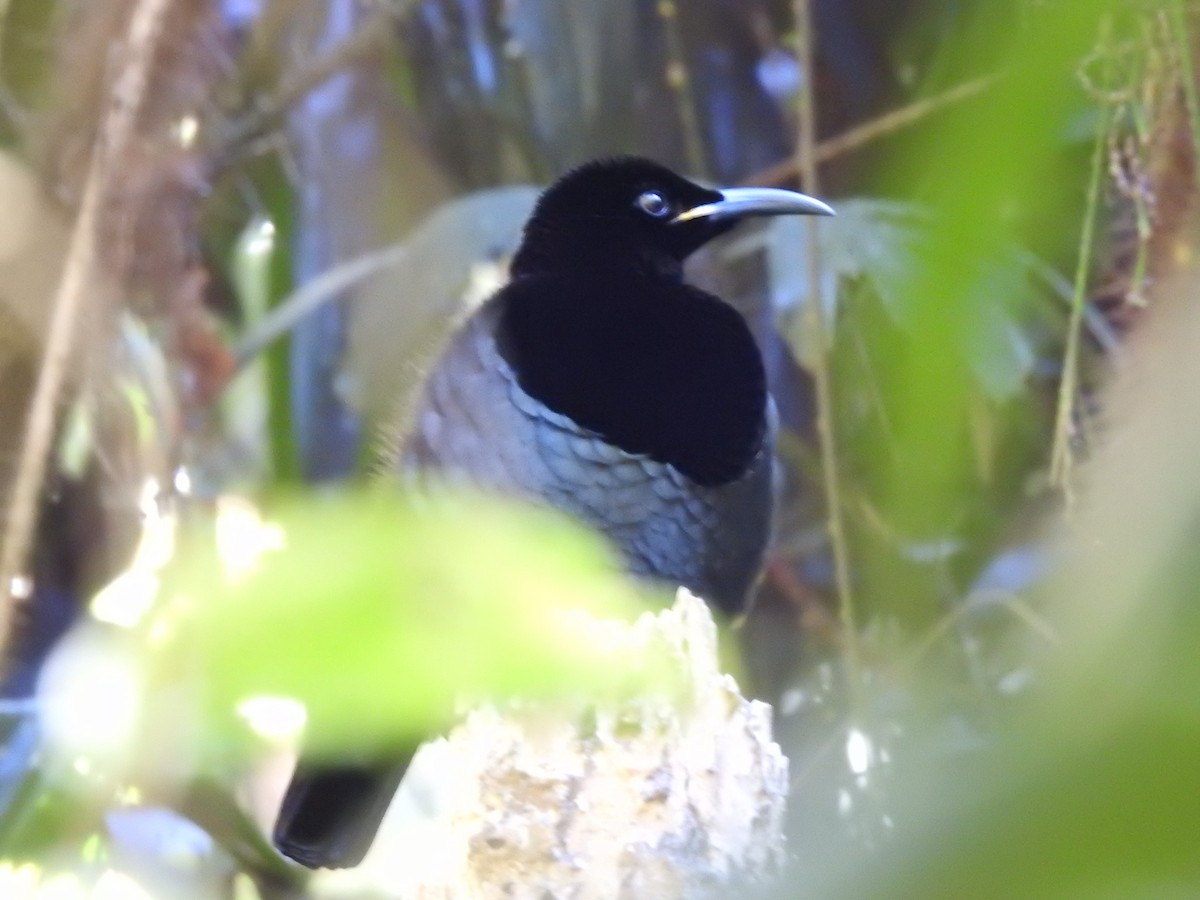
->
(273, 753), (413, 869)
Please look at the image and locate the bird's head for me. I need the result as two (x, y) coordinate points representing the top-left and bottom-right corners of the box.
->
(511, 157), (834, 279)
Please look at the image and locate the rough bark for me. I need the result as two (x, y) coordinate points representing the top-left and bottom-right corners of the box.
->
(312, 589), (789, 900)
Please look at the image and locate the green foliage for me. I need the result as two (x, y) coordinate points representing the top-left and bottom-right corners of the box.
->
(160, 489), (666, 759)
(5, 0), (1200, 895)
(800, 5), (1113, 628)
(795, 355), (1200, 897)
(0, 0), (56, 113)
(873, 8), (1096, 544)
(768, 3), (1200, 897)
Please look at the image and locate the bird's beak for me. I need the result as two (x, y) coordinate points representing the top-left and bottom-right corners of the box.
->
(673, 187), (835, 223)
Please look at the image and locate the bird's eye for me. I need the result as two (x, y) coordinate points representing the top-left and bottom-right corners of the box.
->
(636, 190), (672, 219)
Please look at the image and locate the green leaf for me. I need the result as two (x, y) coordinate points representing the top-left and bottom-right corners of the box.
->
(158, 489), (667, 758)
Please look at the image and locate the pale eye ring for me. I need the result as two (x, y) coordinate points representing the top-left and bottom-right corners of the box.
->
(636, 190), (672, 218)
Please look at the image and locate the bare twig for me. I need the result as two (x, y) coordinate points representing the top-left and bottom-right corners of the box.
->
(792, 0), (862, 703)
(215, 13), (392, 170)
(744, 75), (998, 187)
(902, 590), (1060, 677)
(656, 0), (709, 179)
(1020, 250), (1124, 361)
(0, 0), (173, 645)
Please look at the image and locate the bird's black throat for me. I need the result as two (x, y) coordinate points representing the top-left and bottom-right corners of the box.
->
(496, 273), (767, 487)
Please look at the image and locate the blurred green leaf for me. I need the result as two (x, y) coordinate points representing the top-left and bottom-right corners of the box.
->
(873, 2), (1106, 542)
(769, 4), (1200, 897)
(0, 0), (57, 112)
(159, 489), (667, 758)
(746, 201), (1043, 400)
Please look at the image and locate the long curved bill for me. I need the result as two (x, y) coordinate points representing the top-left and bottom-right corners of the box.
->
(673, 187), (835, 223)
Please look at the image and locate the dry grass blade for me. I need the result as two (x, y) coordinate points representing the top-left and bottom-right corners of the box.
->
(1050, 20), (1113, 500)
(791, 0), (862, 704)
(0, 0), (174, 652)
(217, 12), (392, 170)
(232, 240), (414, 370)
(745, 75), (998, 187)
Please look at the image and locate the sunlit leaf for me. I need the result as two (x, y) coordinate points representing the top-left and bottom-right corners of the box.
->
(158, 489), (668, 758)
(743, 200), (1042, 400)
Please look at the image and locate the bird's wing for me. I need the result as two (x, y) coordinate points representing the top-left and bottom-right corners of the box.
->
(397, 296), (772, 614)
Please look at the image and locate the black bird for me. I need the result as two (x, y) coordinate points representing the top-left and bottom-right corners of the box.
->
(273, 157), (834, 869)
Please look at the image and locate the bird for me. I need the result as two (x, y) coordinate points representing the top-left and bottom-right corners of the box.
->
(272, 157), (834, 870)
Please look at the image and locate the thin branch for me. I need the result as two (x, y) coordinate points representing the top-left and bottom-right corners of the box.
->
(656, 0), (709, 179)
(792, 0), (862, 704)
(1050, 19), (1112, 502)
(902, 589), (1060, 677)
(744, 74), (998, 187)
(231, 240), (414, 371)
(214, 12), (392, 171)
(0, 0), (173, 646)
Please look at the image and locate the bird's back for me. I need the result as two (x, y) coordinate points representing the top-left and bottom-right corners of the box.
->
(397, 285), (773, 615)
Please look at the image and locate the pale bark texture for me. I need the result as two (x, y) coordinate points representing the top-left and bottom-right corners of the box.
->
(313, 589), (788, 899)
